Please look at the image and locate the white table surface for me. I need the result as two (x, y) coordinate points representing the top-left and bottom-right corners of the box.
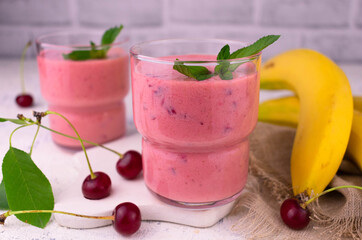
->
(0, 59), (361, 240)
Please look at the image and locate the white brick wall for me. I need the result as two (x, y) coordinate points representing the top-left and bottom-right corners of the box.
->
(0, 0), (71, 26)
(78, 0), (163, 27)
(169, 0), (253, 25)
(356, 0), (362, 27)
(0, 28), (32, 58)
(0, 0), (362, 63)
(304, 33), (362, 63)
(260, 0), (350, 28)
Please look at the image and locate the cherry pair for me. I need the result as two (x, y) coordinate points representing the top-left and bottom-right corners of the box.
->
(82, 150), (142, 200)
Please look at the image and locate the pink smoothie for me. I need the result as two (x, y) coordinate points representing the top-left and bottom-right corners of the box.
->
(132, 55), (259, 203)
(38, 48), (129, 147)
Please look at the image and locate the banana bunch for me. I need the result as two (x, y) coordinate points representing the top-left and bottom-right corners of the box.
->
(259, 96), (362, 171)
(260, 49), (353, 196)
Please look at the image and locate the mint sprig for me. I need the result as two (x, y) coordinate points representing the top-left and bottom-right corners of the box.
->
(63, 24), (124, 61)
(173, 35), (280, 81)
(173, 59), (215, 81)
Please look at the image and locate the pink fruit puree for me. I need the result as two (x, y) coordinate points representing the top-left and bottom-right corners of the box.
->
(132, 55), (259, 203)
(38, 48), (129, 147)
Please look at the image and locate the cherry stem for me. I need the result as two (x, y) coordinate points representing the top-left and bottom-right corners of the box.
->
(2, 209), (114, 222)
(29, 123), (40, 157)
(9, 123), (34, 147)
(44, 111), (96, 179)
(301, 185), (362, 208)
(20, 41), (32, 94)
(17, 114), (123, 158)
(39, 125), (123, 158)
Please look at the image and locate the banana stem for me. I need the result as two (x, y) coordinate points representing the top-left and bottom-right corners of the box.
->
(20, 41), (32, 94)
(302, 185), (362, 208)
(44, 111), (96, 179)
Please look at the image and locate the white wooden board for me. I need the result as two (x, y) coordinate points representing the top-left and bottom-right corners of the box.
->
(54, 133), (235, 229)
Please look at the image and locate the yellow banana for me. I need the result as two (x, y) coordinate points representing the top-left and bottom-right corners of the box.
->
(347, 110), (362, 170)
(260, 49), (353, 196)
(353, 96), (362, 111)
(258, 96), (299, 128)
(259, 96), (362, 171)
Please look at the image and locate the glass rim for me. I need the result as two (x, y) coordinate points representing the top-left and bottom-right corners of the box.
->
(35, 30), (129, 51)
(130, 38), (261, 65)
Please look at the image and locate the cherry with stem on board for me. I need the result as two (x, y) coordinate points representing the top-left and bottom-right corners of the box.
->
(280, 185), (362, 230)
(16, 41), (33, 108)
(0, 202), (141, 236)
(34, 111), (112, 200)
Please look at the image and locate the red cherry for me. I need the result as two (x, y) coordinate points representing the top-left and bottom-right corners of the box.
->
(280, 198), (310, 230)
(113, 202), (141, 236)
(116, 150), (142, 180)
(16, 94), (33, 107)
(82, 171), (111, 200)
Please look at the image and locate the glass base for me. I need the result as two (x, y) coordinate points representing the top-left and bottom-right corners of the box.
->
(48, 102), (125, 148)
(147, 186), (243, 210)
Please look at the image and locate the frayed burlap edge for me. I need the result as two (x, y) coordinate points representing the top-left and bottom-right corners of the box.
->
(308, 176), (362, 239)
(231, 191), (284, 240)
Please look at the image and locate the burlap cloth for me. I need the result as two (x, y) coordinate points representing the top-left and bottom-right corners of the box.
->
(230, 122), (362, 240)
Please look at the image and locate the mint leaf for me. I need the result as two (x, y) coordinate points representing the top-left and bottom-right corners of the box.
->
(63, 24), (123, 61)
(0, 180), (9, 209)
(215, 44), (232, 79)
(2, 147), (54, 228)
(90, 41), (96, 49)
(101, 25), (123, 51)
(63, 50), (95, 61)
(229, 35), (280, 59)
(0, 118), (27, 125)
(219, 71), (233, 80)
(221, 35), (280, 76)
(173, 59), (215, 81)
(217, 44), (230, 60)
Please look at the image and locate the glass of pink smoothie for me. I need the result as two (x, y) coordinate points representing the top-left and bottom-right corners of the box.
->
(130, 39), (261, 208)
(36, 31), (129, 148)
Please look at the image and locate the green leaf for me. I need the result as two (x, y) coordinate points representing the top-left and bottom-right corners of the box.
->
(63, 51), (94, 61)
(0, 180), (9, 209)
(229, 35), (280, 59)
(173, 60), (214, 81)
(219, 71), (233, 80)
(215, 44), (232, 79)
(63, 24), (123, 61)
(101, 24), (124, 51)
(2, 147), (54, 228)
(0, 118), (27, 125)
(217, 44), (230, 60)
(90, 41), (97, 50)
